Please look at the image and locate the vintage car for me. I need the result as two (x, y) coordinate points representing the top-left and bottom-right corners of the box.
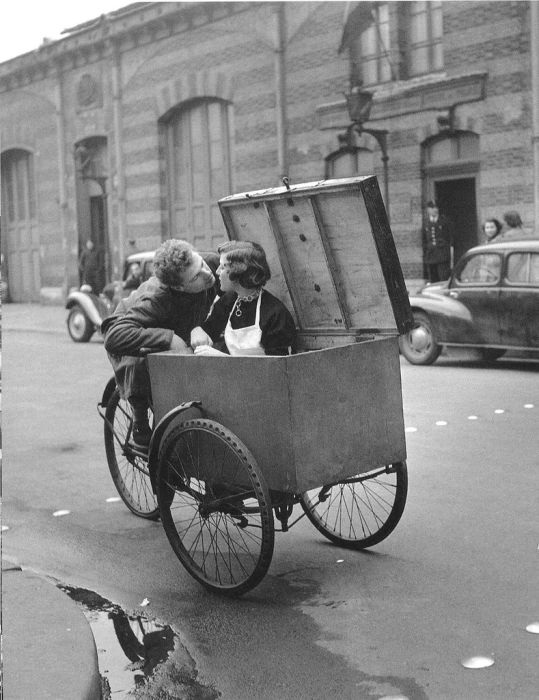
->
(66, 250), (155, 342)
(400, 239), (539, 364)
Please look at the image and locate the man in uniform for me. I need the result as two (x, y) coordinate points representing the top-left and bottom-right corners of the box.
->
(422, 200), (454, 283)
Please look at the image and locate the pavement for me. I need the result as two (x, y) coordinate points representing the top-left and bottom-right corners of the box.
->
(2, 302), (102, 700)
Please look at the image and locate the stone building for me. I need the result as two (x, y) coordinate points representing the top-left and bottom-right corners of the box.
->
(1, 1), (538, 302)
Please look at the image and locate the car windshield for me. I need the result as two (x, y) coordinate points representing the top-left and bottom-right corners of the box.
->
(456, 253), (501, 285)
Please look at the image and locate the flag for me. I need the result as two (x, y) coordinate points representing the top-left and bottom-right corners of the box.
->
(338, 1), (378, 54)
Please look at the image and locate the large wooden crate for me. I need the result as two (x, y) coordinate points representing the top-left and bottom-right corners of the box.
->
(148, 176), (413, 493)
(149, 338), (405, 492)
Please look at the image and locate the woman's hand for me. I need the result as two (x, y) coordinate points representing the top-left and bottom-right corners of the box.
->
(193, 345), (227, 357)
(190, 326), (213, 349)
(168, 334), (193, 354)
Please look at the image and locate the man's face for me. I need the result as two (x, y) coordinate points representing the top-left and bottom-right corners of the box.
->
(427, 205), (439, 219)
(176, 252), (215, 293)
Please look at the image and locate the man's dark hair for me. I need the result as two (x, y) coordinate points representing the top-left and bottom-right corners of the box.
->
(218, 240), (271, 289)
(153, 239), (194, 287)
(503, 210), (523, 228)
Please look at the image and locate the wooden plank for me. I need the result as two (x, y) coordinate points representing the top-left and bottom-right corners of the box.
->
(360, 177), (414, 334)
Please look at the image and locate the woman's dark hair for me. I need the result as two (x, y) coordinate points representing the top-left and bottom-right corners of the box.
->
(482, 218), (502, 236)
(217, 241), (271, 289)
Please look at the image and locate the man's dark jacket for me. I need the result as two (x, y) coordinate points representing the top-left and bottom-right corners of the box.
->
(422, 215), (453, 264)
(102, 252), (219, 400)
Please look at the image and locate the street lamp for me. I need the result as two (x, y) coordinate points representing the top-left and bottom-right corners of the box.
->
(341, 87), (390, 221)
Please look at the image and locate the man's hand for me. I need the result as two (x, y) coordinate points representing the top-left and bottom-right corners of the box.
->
(168, 334), (193, 354)
(190, 326), (213, 349)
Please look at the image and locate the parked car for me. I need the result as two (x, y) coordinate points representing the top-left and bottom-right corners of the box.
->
(65, 250), (155, 342)
(400, 239), (539, 365)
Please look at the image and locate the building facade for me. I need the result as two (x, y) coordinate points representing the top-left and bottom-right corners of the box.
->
(1, 1), (538, 302)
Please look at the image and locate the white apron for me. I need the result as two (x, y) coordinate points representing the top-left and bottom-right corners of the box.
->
(224, 291), (264, 356)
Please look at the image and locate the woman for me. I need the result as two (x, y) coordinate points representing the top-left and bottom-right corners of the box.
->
(191, 241), (297, 356)
(482, 218), (502, 244)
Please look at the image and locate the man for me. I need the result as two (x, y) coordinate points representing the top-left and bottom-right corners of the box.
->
(422, 200), (454, 283)
(497, 210), (535, 241)
(79, 239), (103, 292)
(102, 239), (219, 448)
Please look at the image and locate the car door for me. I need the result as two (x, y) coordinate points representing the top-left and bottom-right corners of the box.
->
(497, 251), (539, 348)
(446, 251), (503, 344)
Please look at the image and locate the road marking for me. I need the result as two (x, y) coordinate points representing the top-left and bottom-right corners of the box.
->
(467, 415), (478, 420)
(461, 655), (494, 669)
(525, 622), (539, 634)
(435, 420), (447, 426)
(1, 525), (9, 532)
(524, 403), (534, 408)
(106, 497), (121, 503)
(52, 509), (71, 517)
(405, 426), (417, 433)
(494, 409), (505, 414)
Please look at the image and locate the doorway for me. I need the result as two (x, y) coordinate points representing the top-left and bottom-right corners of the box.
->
(74, 137), (109, 292)
(435, 178), (478, 264)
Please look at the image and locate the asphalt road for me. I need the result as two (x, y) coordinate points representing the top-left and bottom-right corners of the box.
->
(2, 324), (538, 700)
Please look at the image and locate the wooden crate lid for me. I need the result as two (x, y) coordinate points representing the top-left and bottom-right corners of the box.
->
(218, 176), (413, 337)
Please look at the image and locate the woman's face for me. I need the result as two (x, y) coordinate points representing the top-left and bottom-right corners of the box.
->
(484, 221), (498, 239)
(217, 254), (234, 293)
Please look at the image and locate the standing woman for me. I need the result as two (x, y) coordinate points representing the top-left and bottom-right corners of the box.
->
(191, 241), (297, 356)
(482, 218), (503, 244)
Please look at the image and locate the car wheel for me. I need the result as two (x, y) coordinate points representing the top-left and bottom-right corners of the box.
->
(67, 305), (94, 342)
(399, 311), (442, 365)
(479, 348), (506, 363)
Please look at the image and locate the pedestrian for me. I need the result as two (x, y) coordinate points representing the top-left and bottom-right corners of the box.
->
(422, 200), (454, 283)
(78, 239), (102, 292)
(482, 217), (503, 244)
(497, 210), (532, 241)
(102, 239), (219, 449)
(191, 240), (297, 357)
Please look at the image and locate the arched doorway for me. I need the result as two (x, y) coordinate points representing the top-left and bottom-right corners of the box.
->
(74, 137), (109, 292)
(0, 148), (40, 301)
(422, 131), (480, 265)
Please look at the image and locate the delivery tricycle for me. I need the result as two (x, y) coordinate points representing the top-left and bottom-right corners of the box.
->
(98, 175), (414, 596)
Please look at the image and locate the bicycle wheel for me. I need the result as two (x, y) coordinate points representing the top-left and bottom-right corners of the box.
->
(156, 419), (274, 596)
(300, 462), (408, 549)
(104, 388), (159, 519)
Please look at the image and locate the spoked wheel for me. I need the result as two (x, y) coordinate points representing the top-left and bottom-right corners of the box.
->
(156, 419), (274, 597)
(104, 388), (159, 519)
(300, 462), (408, 549)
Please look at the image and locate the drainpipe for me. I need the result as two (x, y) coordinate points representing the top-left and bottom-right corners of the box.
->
(273, 3), (288, 183)
(111, 42), (126, 274)
(54, 62), (71, 299)
(531, 1), (539, 231)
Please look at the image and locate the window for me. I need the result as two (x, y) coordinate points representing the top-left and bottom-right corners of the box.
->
(408, 1), (443, 76)
(326, 147), (375, 179)
(166, 99), (231, 250)
(457, 254), (501, 285)
(507, 253), (539, 285)
(1, 149), (36, 223)
(349, 3), (392, 86)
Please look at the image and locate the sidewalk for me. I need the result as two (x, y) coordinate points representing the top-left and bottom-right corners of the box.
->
(1, 301), (67, 335)
(2, 559), (102, 699)
(2, 303), (102, 699)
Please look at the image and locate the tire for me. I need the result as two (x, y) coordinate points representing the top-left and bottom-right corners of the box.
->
(479, 348), (506, 363)
(399, 311), (442, 365)
(156, 419), (274, 596)
(104, 388), (159, 519)
(300, 461), (408, 549)
(67, 305), (94, 342)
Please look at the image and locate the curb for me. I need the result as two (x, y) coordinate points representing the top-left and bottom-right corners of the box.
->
(2, 561), (102, 700)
